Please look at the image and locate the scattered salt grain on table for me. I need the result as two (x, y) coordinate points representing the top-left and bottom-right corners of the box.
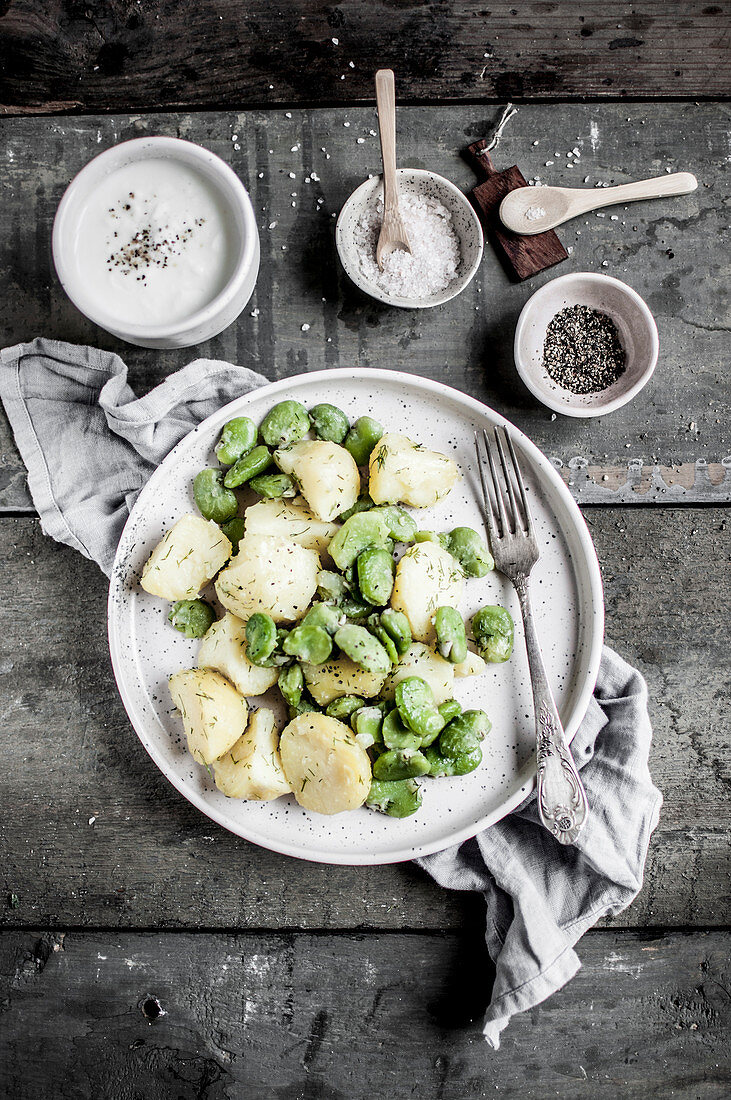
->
(353, 192), (461, 299)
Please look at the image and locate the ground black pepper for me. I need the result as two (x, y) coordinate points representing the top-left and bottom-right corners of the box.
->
(542, 305), (626, 394)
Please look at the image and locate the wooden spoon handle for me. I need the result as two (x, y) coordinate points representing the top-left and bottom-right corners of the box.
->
(375, 69), (398, 211)
(571, 172), (698, 216)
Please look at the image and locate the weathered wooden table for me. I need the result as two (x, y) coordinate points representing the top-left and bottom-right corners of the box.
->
(0, 4), (729, 1097)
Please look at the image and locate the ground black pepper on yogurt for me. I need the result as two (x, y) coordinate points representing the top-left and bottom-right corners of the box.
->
(542, 305), (626, 394)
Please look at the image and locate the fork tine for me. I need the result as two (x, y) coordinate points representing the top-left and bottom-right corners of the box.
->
(494, 426), (523, 534)
(504, 429), (535, 538)
(482, 428), (511, 537)
(473, 431), (498, 540)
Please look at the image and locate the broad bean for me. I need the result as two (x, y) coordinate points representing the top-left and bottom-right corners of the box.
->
(414, 530), (448, 547)
(472, 605), (514, 663)
(215, 416), (257, 466)
(278, 663), (304, 708)
(329, 511), (391, 570)
(437, 699), (462, 724)
(344, 416), (384, 466)
(357, 546), (394, 606)
(434, 606), (468, 664)
(309, 403), (350, 444)
(249, 472), (296, 499)
(395, 677), (445, 743)
(334, 624), (392, 674)
(168, 599), (216, 639)
(445, 527), (494, 578)
(325, 695), (365, 720)
(288, 696), (320, 719)
(366, 778), (422, 818)
(373, 505), (417, 543)
(379, 608), (412, 656)
(193, 468), (238, 523)
(338, 494), (374, 523)
(223, 445), (272, 488)
(316, 570), (348, 603)
(423, 744), (482, 777)
(354, 706), (384, 746)
(382, 708), (421, 751)
(372, 625), (398, 665)
(302, 602), (343, 636)
(439, 710), (491, 758)
(283, 623), (333, 665)
(220, 516), (246, 553)
(372, 748), (430, 781)
(259, 400), (310, 448)
(245, 612), (278, 665)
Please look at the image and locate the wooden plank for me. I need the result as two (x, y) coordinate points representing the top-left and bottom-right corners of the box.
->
(0, 929), (728, 1098)
(0, 507), (728, 931)
(0, 103), (728, 511)
(1, 1), (729, 114)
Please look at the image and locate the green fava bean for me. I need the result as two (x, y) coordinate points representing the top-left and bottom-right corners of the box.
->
(193, 468), (239, 523)
(357, 546), (394, 606)
(249, 473), (296, 499)
(316, 570), (349, 603)
(278, 663), (304, 708)
(309, 403), (350, 444)
(366, 778), (422, 818)
(334, 624), (392, 674)
(338, 494), (374, 523)
(168, 600), (216, 639)
(373, 625), (398, 664)
(439, 710), (491, 758)
(340, 598), (371, 620)
(220, 516), (245, 553)
(438, 699), (462, 724)
(354, 706), (384, 747)
(395, 677), (445, 742)
(325, 695), (365, 720)
(283, 624), (333, 665)
(379, 608), (411, 656)
(302, 602), (343, 636)
(289, 696), (320, 719)
(382, 709), (421, 751)
(215, 416), (257, 466)
(344, 415), (384, 466)
(259, 400), (310, 448)
(450, 745), (483, 775)
(329, 511), (391, 570)
(373, 748), (430, 781)
(472, 605), (515, 663)
(434, 606), (468, 665)
(245, 613), (278, 665)
(446, 527), (494, 578)
(414, 530), (448, 548)
(372, 505), (417, 543)
(423, 745), (456, 777)
(223, 445), (272, 488)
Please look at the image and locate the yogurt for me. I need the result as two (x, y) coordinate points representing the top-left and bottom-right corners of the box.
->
(71, 158), (239, 326)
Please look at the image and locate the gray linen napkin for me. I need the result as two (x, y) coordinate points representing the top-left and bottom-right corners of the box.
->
(0, 338), (662, 1047)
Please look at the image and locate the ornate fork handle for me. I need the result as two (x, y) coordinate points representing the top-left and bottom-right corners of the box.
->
(514, 572), (589, 844)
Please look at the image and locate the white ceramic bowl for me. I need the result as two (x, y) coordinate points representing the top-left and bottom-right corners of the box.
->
(52, 136), (260, 349)
(513, 272), (659, 417)
(335, 168), (483, 308)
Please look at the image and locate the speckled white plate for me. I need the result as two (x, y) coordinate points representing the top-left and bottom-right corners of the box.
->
(108, 369), (604, 865)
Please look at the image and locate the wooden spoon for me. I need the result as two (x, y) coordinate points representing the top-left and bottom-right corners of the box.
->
(499, 172), (698, 236)
(375, 68), (411, 269)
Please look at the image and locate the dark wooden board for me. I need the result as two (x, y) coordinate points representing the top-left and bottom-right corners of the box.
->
(1, 507), (728, 931)
(1, 1), (729, 115)
(1, 929), (729, 1098)
(1, 104), (728, 511)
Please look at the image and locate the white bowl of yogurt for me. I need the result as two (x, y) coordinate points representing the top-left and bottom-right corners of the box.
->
(52, 136), (260, 349)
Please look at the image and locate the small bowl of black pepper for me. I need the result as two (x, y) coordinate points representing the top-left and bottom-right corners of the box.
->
(513, 272), (659, 418)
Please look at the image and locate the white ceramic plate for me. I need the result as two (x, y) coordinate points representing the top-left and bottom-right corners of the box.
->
(108, 369), (604, 865)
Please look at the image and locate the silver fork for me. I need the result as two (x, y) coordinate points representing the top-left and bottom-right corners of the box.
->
(474, 426), (589, 845)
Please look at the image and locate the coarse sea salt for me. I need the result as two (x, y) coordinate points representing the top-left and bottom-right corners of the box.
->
(524, 204), (546, 222)
(353, 192), (461, 300)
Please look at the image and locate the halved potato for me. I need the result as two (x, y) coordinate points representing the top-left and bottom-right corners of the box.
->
(168, 668), (248, 765)
(382, 641), (454, 705)
(391, 541), (464, 642)
(279, 713), (372, 814)
(141, 515), (231, 600)
(198, 612), (279, 696)
(243, 498), (339, 558)
(213, 708), (291, 800)
(369, 433), (459, 508)
(301, 656), (388, 706)
(454, 648), (487, 678)
(215, 534), (319, 623)
(275, 441), (359, 522)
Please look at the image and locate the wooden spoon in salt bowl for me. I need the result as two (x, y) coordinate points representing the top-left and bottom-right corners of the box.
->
(499, 171), (698, 236)
(374, 68), (412, 269)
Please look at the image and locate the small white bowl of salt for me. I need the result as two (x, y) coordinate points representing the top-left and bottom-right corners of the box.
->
(336, 168), (483, 309)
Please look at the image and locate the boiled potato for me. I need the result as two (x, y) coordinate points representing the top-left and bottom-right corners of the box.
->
(391, 541), (464, 642)
(302, 656), (389, 706)
(382, 641), (454, 705)
(198, 612), (279, 696)
(454, 648), (487, 678)
(279, 713), (372, 814)
(369, 433), (459, 508)
(213, 708), (291, 800)
(168, 668), (248, 765)
(141, 515), (231, 600)
(244, 498), (339, 558)
(275, 441), (359, 522)
(215, 534), (319, 623)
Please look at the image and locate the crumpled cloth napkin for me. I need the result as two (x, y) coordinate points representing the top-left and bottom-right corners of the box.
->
(0, 338), (662, 1047)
